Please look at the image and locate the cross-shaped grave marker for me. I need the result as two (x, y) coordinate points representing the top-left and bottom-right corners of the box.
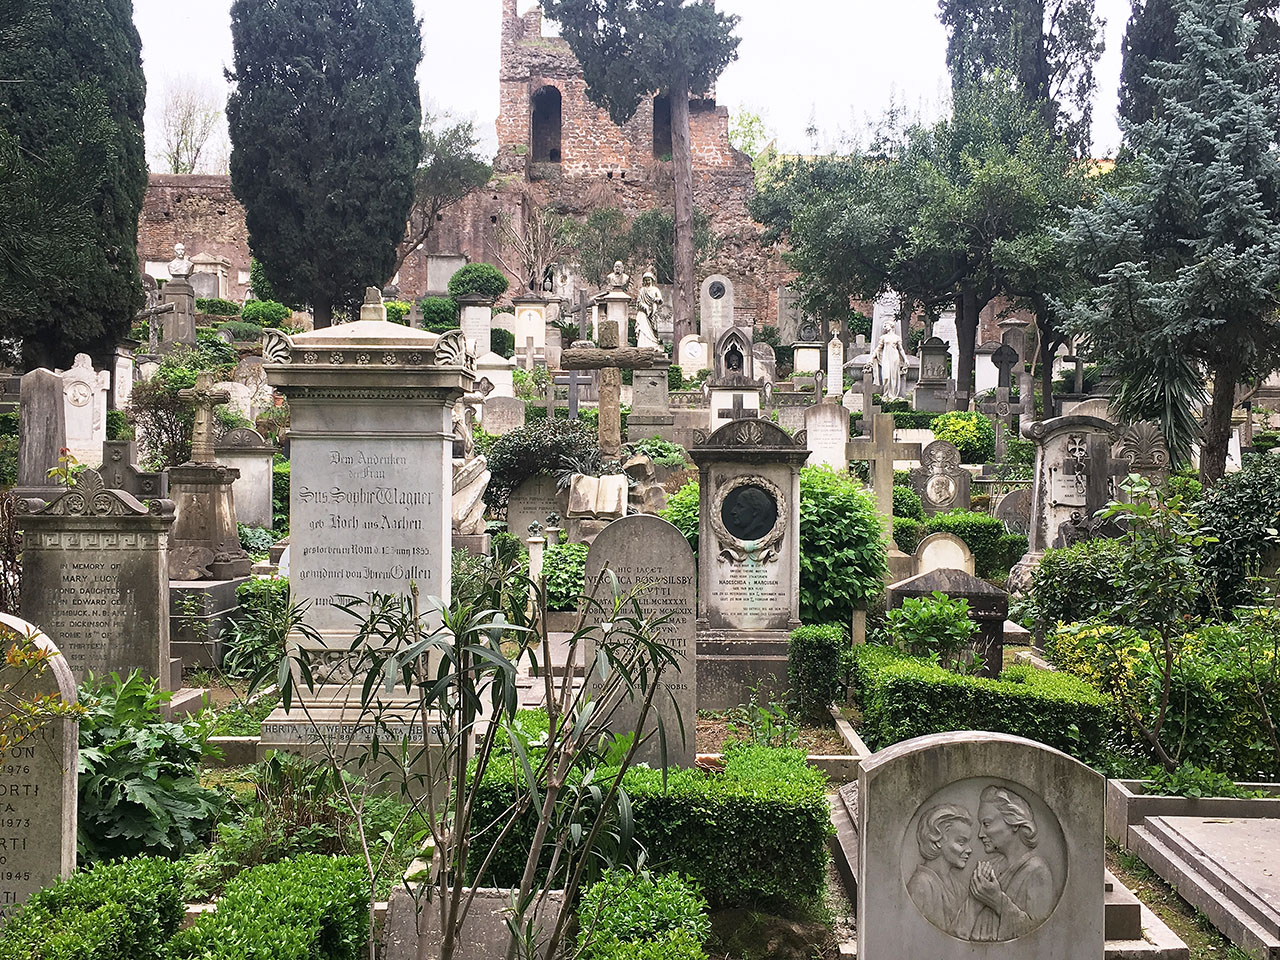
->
(716, 393), (759, 422)
(561, 317), (661, 459)
(178, 370), (231, 464)
(858, 363), (881, 436)
(847, 411), (922, 540)
(523, 337), (537, 372)
(553, 369), (591, 419)
(991, 342), (1020, 390)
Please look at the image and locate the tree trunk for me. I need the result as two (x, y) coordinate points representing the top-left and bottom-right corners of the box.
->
(954, 287), (980, 407)
(22, 340), (55, 373)
(313, 299), (333, 329)
(1200, 358), (1237, 485)
(1039, 333), (1055, 421)
(670, 72), (695, 347)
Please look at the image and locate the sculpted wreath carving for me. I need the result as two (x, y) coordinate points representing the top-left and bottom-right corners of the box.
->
(709, 475), (787, 564)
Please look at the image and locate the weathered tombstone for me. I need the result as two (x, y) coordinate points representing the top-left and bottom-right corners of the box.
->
(994, 488), (1032, 536)
(910, 440), (972, 516)
(752, 342), (777, 384)
(511, 296), (547, 365)
(100, 439), (168, 500)
(0, 613), (77, 920)
(776, 284), (803, 344)
(17, 470), (176, 685)
(914, 532), (975, 576)
(826, 334), (844, 398)
(506, 474), (567, 543)
(699, 274), (735, 341)
(792, 341), (822, 373)
(974, 341), (1002, 396)
(566, 473), (627, 544)
(58, 354), (110, 466)
(803, 402), (850, 471)
(914, 336), (951, 413)
(848, 413), (923, 541)
(458, 292), (495, 356)
(858, 732), (1104, 960)
(887, 569), (1008, 678)
(690, 420), (809, 709)
(678, 334), (710, 381)
(16, 369), (67, 499)
(583, 515), (696, 766)
(481, 396), (526, 436)
(627, 360), (676, 441)
(111, 344), (136, 411)
(476, 351), (517, 400)
(215, 427), (275, 530)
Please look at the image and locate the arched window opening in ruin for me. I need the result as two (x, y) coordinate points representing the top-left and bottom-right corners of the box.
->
(653, 94), (672, 159)
(531, 86), (562, 163)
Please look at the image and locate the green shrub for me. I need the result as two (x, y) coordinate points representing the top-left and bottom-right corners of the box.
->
(0, 435), (18, 486)
(578, 871), (710, 960)
(892, 410), (942, 430)
(892, 516), (923, 553)
(172, 855), (368, 960)
(632, 435), (687, 469)
(217, 319), (265, 341)
(582, 931), (708, 960)
(1194, 454), (1280, 609)
(419, 295), (458, 332)
(105, 408), (129, 441)
(384, 299), (411, 324)
(1005, 435), (1035, 465)
(931, 411), (995, 463)
(799, 466), (886, 626)
(486, 419), (598, 511)
(849, 645), (1112, 761)
(447, 262), (509, 300)
(0, 411), (18, 437)
(195, 328), (239, 368)
(788, 624), (848, 720)
(668, 365), (685, 391)
(240, 299), (292, 328)
(471, 742), (831, 910)
(892, 484), (925, 520)
(543, 541), (589, 611)
(196, 297), (241, 317)
(1027, 538), (1130, 636)
(0, 857), (185, 960)
(224, 577), (290, 679)
(924, 510), (1015, 578)
(1252, 429), (1280, 453)
(272, 458), (290, 534)
(78, 672), (224, 862)
(238, 523), (276, 557)
(490, 327), (515, 358)
(662, 480), (700, 556)
(886, 591), (979, 669)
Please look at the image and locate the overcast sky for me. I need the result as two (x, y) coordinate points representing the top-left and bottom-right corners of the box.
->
(133, 0), (1133, 169)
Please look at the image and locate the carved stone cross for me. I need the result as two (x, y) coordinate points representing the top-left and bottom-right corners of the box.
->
(561, 317), (661, 459)
(991, 343), (1020, 390)
(847, 411), (922, 539)
(178, 370), (231, 464)
(716, 393), (758, 422)
(553, 369), (591, 419)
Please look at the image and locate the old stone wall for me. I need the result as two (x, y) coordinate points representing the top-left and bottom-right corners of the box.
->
(138, 175), (251, 299)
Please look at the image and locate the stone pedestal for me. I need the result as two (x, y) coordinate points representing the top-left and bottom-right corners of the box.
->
(160, 276), (197, 349)
(690, 419), (809, 709)
(168, 463), (253, 580)
(626, 358), (676, 441)
(17, 470), (176, 687)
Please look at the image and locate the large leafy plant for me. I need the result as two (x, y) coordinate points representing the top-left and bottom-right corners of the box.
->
(798, 466), (886, 626)
(78, 671), (223, 861)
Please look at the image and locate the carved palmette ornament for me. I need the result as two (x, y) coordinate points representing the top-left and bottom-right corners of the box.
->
(433, 330), (474, 370)
(19, 469), (154, 518)
(1116, 421), (1169, 470)
(262, 329), (294, 364)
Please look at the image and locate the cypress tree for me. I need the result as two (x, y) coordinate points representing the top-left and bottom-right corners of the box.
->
(0, 0), (146, 370)
(226, 0), (423, 328)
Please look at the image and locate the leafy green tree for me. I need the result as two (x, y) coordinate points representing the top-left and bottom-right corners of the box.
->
(394, 111), (491, 275)
(623, 208), (716, 287)
(938, 0), (1105, 156)
(0, 0), (146, 370)
(563, 207), (630, 288)
(540, 0), (741, 346)
(1062, 0), (1280, 479)
(226, 0), (423, 328)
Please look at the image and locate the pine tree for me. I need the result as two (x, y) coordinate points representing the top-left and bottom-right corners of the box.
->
(1064, 0), (1280, 480)
(540, 0), (740, 347)
(0, 0), (146, 370)
(226, 0), (423, 328)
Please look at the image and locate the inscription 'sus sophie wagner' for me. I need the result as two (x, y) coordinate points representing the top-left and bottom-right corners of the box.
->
(297, 486), (433, 506)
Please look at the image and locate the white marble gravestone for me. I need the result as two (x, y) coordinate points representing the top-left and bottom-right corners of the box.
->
(583, 515), (697, 767)
(858, 732), (1104, 960)
(0, 613), (77, 920)
(678, 334), (711, 382)
(803, 403), (850, 471)
(914, 532), (975, 576)
(699, 274), (735, 341)
(215, 427), (275, 530)
(58, 354), (109, 466)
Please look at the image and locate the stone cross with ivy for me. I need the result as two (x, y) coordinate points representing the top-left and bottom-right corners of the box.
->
(178, 370), (231, 464)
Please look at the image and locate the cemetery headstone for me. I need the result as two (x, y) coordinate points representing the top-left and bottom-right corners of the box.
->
(858, 732), (1103, 960)
(752, 343), (777, 384)
(793, 342), (822, 373)
(699, 274), (736, 341)
(995, 488), (1032, 536)
(0, 613), (77, 919)
(803, 402), (850, 471)
(111, 344), (135, 411)
(914, 532), (975, 576)
(506, 474), (567, 544)
(678, 334), (710, 381)
(627, 360), (676, 441)
(511, 297), (547, 364)
(826, 334), (844, 398)
(17, 470), (175, 685)
(215, 427), (275, 530)
(58, 354), (109, 467)
(887, 568), (1008, 677)
(583, 515), (696, 766)
(481, 396), (525, 436)
(101, 439), (168, 500)
(974, 342), (1002, 396)
(914, 336), (951, 412)
(16, 369), (67, 499)
(848, 413), (922, 542)
(457, 292), (495, 356)
(690, 420), (809, 708)
(910, 440), (972, 516)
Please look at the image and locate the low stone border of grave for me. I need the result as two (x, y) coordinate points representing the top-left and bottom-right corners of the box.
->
(543, 610), (579, 634)
(1106, 778), (1280, 847)
(203, 683), (279, 768)
(696, 705), (871, 782)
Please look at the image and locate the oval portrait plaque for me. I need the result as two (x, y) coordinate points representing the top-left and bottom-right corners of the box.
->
(900, 777), (1067, 943)
(720, 483), (778, 542)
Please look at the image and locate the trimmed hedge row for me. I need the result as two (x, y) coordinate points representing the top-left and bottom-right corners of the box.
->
(850, 645), (1112, 761)
(470, 744), (831, 910)
(578, 871), (710, 960)
(788, 624), (848, 721)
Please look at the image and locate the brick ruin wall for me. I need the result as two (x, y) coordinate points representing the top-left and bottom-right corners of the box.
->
(138, 175), (251, 300)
